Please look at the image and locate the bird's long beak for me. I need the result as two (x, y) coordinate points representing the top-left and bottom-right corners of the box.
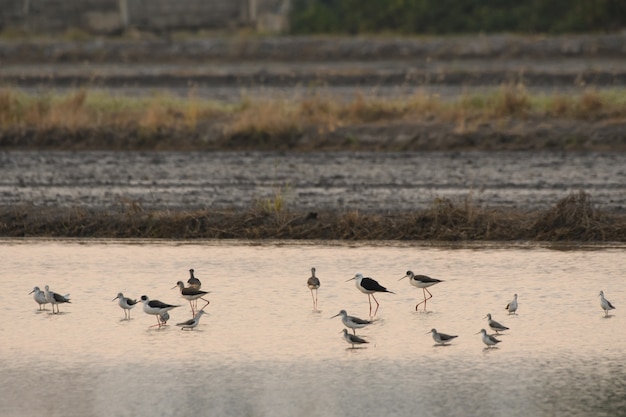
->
(474, 331), (482, 335)
(171, 285), (178, 290)
(425, 331), (431, 334)
(111, 297), (117, 301)
(398, 275), (408, 281)
(29, 290), (34, 294)
(330, 313), (340, 319)
(345, 277), (355, 282)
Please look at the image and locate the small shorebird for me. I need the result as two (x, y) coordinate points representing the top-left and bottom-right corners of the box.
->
(428, 328), (458, 345)
(505, 294), (518, 315)
(331, 310), (372, 335)
(172, 281), (210, 316)
(159, 311), (170, 326)
(44, 285), (71, 314)
(599, 290), (616, 317)
(485, 313), (509, 333)
(29, 286), (49, 311)
(112, 292), (138, 320)
(140, 295), (179, 328)
(341, 328), (369, 349)
(399, 270), (443, 311)
(307, 267), (321, 311)
(477, 328), (501, 348)
(187, 268), (202, 289)
(346, 273), (394, 317)
(176, 310), (206, 330)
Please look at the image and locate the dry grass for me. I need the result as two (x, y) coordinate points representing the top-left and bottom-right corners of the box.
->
(1, 192), (624, 241)
(2, 86), (626, 150)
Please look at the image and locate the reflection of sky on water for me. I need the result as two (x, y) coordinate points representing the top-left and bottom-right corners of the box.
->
(1, 240), (625, 417)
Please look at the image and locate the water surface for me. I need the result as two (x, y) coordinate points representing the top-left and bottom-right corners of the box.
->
(1, 240), (625, 417)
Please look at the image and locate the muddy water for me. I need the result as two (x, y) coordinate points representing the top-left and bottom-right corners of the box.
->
(1, 151), (625, 212)
(1, 240), (625, 417)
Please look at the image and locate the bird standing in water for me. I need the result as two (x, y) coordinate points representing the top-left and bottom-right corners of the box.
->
(505, 294), (518, 315)
(112, 292), (138, 320)
(599, 290), (616, 317)
(29, 286), (49, 311)
(428, 328), (458, 345)
(399, 270), (443, 311)
(331, 310), (372, 335)
(307, 267), (321, 311)
(341, 328), (369, 349)
(346, 273), (394, 317)
(187, 268), (202, 289)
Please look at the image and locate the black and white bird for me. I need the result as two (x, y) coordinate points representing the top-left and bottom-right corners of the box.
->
(112, 292), (138, 320)
(44, 285), (71, 314)
(346, 273), (394, 317)
(172, 281), (210, 316)
(477, 328), (501, 348)
(307, 267), (321, 311)
(505, 293), (518, 315)
(399, 270), (443, 311)
(341, 328), (369, 349)
(331, 310), (372, 335)
(140, 295), (179, 328)
(485, 313), (509, 333)
(176, 310), (206, 330)
(187, 268), (202, 289)
(599, 290), (616, 317)
(428, 328), (458, 345)
(29, 286), (49, 311)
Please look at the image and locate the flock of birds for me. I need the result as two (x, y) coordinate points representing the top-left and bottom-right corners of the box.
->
(309, 268), (617, 349)
(30, 268), (211, 330)
(30, 266), (617, 347)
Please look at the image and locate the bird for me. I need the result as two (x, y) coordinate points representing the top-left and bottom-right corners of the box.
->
(331, 310), (372, 335)
(341, 328), (369, 349)
(187, 268), (202, 289)
(505, 293), (518, 315)
(346, 273), (394, 317)
(307, 267), (321, 311)
(477, 328), (501, 348)
(599, 290), (616, 317)
(172, 281), (210, 316)
(399, 270), (443, 311)
(428, 328), (458, 345)
(44, 285), (71, 314)
(112, 292), (138, 320)
(485, 313), (509, 333)
(159, 311), (170, 326)
(140, 295), (179, 328)
(176, 310), (206, 330)
(29, 286), (49, 311)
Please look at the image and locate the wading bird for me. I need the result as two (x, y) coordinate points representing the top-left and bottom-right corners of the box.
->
(307, 267), (321, 311)
(346, 273), (394, 317)
(399, 270), (443, 311)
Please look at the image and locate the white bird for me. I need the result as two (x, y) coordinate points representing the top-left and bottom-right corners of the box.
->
(187, 268), (202, 289)
(428, 328), (458, 345)
(44, 285), (71, 314)
(29, 286), (49, 311)
(346, 273), (394, 317)
(505, 294), (518, 314)
(331, 310), (372, 335)
(341, 328), (369, 348)
(599, 290), (616, 317)
(176, 310), (206, 330)
(307, 267), (321, 311)
(485, 313), (509, 333)
(159, 311), (170, 326)
(477, 328), (501, 348)
(140, 295), (179, 328)
(399, 270), (443, 311)
(112, 292), (138, 320)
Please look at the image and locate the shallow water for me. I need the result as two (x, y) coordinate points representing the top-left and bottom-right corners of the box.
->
(1, 240), (625, 417)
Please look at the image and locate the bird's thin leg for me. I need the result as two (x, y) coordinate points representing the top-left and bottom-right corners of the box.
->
(314, 289), (318, 311)
(371, 294), (380, 317)
(367, 294), (373, 317)
(201, 298), (210, 310)
(310, 289), (316, 310)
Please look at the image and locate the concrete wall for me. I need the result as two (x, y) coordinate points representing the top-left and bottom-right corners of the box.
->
(0, 0), (290, 34)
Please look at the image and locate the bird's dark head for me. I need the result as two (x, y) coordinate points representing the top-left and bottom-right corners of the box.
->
(141, 295), (148, 301)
